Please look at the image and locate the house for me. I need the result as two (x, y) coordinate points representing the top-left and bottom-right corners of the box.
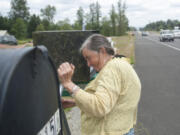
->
(0, 30), (17, 45)
(0, 30), (9, 36)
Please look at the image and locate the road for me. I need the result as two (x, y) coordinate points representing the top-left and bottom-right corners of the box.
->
(135, 33), (180, 135)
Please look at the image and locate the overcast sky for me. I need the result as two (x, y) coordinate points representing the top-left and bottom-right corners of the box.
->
(0, 0), (180, 28)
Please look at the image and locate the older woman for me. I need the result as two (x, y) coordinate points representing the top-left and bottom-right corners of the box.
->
(58, 34), (141, 135)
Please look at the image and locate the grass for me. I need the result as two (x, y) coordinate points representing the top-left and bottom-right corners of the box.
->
(111, 33), (135, 64)
(64, 107), (73, 112)
(17, 38), (33, 46)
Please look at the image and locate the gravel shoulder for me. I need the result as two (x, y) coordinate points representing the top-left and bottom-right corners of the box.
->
(65, 107), (81, 135)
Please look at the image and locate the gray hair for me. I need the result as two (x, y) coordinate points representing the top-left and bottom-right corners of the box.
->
(80, 34), (115, 55)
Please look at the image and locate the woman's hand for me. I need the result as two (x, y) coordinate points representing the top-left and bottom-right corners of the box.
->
(61, 98), (76, 109)
(57, 62), (75, 88)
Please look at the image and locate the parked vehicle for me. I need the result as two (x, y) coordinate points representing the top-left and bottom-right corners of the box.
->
(159, 30), (174, 42)
(173, 30), (180, 39)
(0, 35), (17, 45)
(141, 31), (149, 36)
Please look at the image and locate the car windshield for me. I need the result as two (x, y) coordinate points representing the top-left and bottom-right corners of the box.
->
(173, 30), (180, 33)
(161, 31), (173, 34)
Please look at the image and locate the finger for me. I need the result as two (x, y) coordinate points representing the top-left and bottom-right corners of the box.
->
(70, 64), (75, 75)
(61, 62), (71, 72)
(70, 64), (75, 70)
(59, 62), (69, 68)
(57, 68), (61, 76)
(58, 63), (69, 75)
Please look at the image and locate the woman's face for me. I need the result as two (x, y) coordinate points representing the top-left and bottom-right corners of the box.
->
(82, 47), (101, 71)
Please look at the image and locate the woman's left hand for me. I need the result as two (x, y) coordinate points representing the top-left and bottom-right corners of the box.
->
(61, 98), (76, 108)
(57, 62), (75, 87)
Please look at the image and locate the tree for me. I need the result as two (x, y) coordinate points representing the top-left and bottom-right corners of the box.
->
(117, 0), (128, 35)
(129, 26), (137, 31)
(100, 17), (111, 36)
(89, 3), (96, 29)
(110, 4), (117, 36)
(36, 24), (45, 31)
(40, 5), (56, 23)
(167, 19), (174, 29)
(85, 2), (101, 30)
(143, 19), (180, 31)
(57, 18), (73, 30)
(41, 19), (50, 30)
(27, 14), (41, 37)
(0, 15), (11, 32)
(95, 1), (101, 30)
(9, 0), (30, 21)
(84, 13), (91, 30)
(11, 18), (27, 39)
(75, 7), (84, 30)
(73, 21), (81, 30)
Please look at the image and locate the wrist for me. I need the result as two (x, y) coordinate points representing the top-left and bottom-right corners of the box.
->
(63, 81), (74, 92)
(71, 85), (80, 97)
(62, 81), (74, 89)
(63, 82), (79, 94)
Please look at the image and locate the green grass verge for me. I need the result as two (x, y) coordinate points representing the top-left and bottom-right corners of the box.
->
(18, 39), (33, 45)
(111, 34), (135, 64)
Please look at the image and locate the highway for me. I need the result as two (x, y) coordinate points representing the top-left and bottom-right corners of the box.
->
(134, 33), (180, 135)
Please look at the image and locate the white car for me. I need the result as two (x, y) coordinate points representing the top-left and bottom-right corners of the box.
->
(141, 31), (149, 36)
(159, 30), (174, 42)
(173, 30), (180, 38)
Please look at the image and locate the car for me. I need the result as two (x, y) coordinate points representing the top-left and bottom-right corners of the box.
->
(173, 30), (180, 39)
(0, 35), (17, 45)
(141, 31), (149, 36)
(159, 30), (174, 42)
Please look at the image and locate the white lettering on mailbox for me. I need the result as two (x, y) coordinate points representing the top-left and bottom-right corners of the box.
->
(37, 109), (61, 135)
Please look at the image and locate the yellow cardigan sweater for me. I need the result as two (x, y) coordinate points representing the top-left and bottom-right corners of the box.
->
(74, 57), (141, 135)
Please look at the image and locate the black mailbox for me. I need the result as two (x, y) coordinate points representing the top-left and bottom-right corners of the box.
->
(0, 46), (70, 135)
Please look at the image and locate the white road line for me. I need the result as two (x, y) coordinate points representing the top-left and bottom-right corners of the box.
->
(145, 37), (180, 52)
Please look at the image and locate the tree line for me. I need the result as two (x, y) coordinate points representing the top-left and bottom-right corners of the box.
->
(0, 0), (129, 39)
(143, 19), (180, 31)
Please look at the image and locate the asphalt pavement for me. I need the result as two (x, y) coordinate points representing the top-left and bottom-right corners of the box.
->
(134, 33), (180, 135)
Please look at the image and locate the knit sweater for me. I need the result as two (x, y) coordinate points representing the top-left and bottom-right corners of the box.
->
(74, 57), (141, 135)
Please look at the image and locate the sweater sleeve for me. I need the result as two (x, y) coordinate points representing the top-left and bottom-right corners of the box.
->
(74, 62), (122, 117)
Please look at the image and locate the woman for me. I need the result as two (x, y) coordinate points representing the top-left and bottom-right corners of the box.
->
(58, 34), (141, 135)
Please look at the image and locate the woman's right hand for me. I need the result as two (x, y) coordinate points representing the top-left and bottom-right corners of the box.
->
(57, 62), (75, 88)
